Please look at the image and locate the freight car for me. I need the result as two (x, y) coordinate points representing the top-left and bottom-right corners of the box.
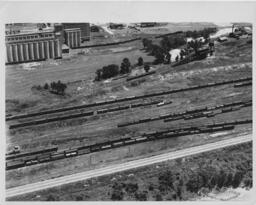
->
(6, 146), (58, 161)
(51, 152), (65, 160)
(6, 160), (25, 170)
(37, 153), (51, 163)
(64, 149), (78, 157)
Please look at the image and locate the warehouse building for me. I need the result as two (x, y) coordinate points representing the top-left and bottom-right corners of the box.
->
(5, 30), (62, 64)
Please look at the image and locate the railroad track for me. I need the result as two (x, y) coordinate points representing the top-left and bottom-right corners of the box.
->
(6, 77), (252, 122)
(6, 119), (252, 170)
(8, 100), (164, 129)
(6, 134), (251, 198)
(117, 99), (252, 127)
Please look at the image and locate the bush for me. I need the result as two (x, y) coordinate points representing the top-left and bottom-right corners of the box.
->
(111, 190), (124, 201)
(75, 195), (83, 201)
(50, 80), (67, 95)
(135, 191), (148, 201)
(158, 170), (175, 192)
(46, 194), (58, 201)
(155, 193), (163, 201)
(111, 182), (124, 200)
(125, 182), (138, 194)
(144, 64), (150, 73)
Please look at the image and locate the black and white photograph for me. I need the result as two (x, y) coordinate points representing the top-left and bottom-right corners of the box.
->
(1, 1), (255, 203)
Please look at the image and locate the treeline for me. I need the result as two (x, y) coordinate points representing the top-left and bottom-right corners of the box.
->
(32, 80), (67, 95)
(95, 57), (150, 81)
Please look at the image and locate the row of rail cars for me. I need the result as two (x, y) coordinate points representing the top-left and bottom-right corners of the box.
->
(8, 100), (165, 129)
(6, 119), (252, 170)
(118, 100), (252, 127)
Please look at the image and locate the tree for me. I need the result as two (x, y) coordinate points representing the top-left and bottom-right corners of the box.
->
(137, 57), (144, 66)
(95, 69), (102, 81)
(175, 55), (179, 62)
(142, 38), (153, 50)
(50, 82), (56, 91)
(232, 171), (243, 188)
(120, 58), (131, 74)
(150, 45), (165, 64)
(217, 170), (227, 189)
(160, 36), (172, 52)
(188, 39), (201, 55)
(102, 64), (119, 79)
(43, 83), (49, 90)
(144, 64), (150, 73)
(164, 52), (171, 64)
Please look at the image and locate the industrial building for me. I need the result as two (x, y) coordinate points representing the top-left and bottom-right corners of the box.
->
(62, 23), (90, 42)
(64, 28), (81, 48)
(5, 23), (91, 64)
(5, 30), (62, 64)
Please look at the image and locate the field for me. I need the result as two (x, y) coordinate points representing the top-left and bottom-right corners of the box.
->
(5, 23), (252, 200)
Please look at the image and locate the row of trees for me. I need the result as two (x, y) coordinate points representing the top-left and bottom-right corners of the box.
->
(33, 80), (67, 95)
(95, 57), (150, 81)
(95, 57), (132, 81)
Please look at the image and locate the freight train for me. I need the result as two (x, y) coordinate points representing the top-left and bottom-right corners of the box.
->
(6, 119), (252, 171)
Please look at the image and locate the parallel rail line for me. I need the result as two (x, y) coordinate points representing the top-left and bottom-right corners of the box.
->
(117, 100), (252, 127)
(6, 119), (252, 170)
(6, 134), (251, 198)
(8, 100), (164, 129)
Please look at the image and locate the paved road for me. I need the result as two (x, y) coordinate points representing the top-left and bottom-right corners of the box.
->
(6, 135), (252, 198)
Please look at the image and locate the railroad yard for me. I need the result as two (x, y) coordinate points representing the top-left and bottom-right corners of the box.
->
(5, 22), (252, 200)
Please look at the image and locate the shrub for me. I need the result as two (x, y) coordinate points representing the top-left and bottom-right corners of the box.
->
(50, 80), (67, 95)
(125, 182), (138, 194)
(155, 193), (163, 201)
(111, 189), (124, 201)
(144, 64), (150, 73)
(135, 191), (148, 201)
